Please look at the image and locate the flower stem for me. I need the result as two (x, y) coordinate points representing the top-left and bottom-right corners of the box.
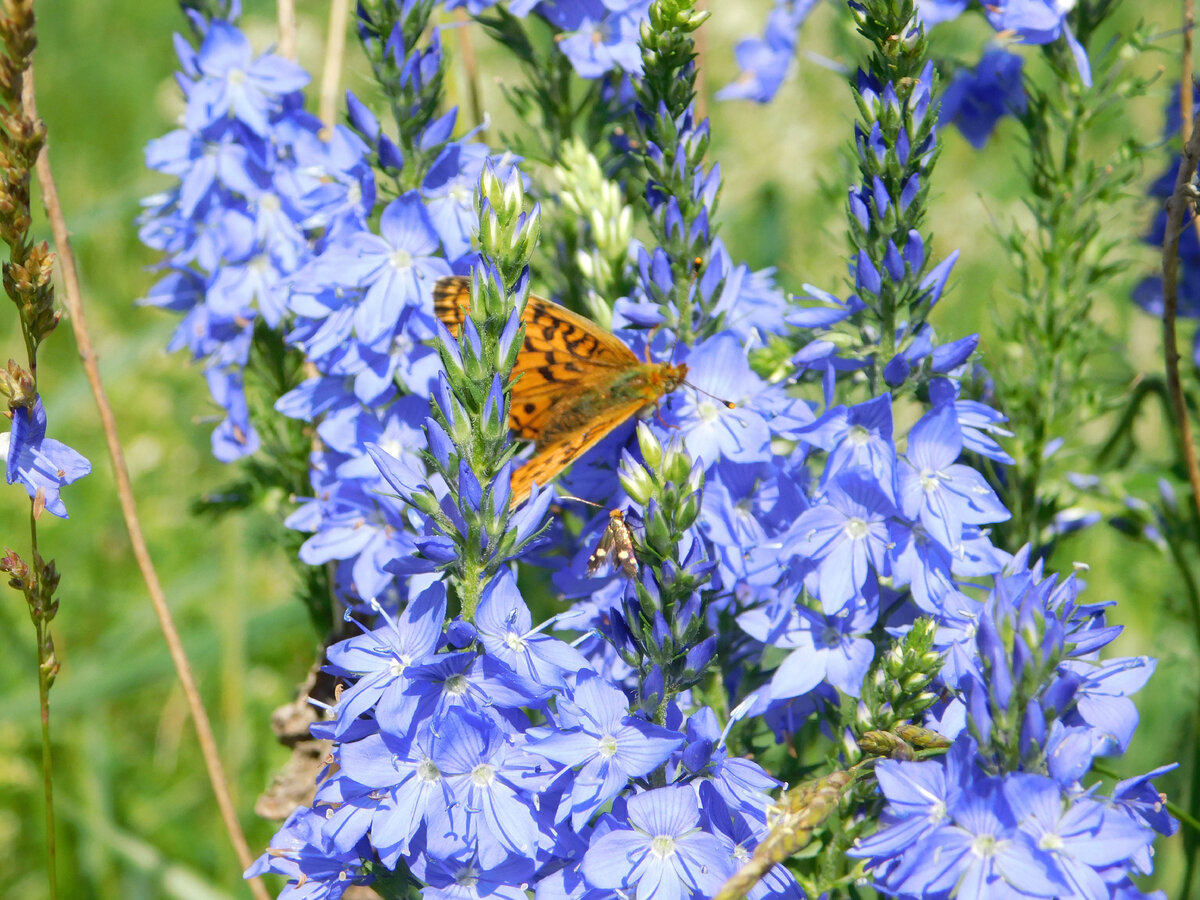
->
(35, 614), (57, 900)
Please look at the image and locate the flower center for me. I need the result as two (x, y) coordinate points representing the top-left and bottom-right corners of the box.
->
(471, 763), (496, 787)
(392, 332), (414, 356)
(228, 68), (246, 86)
(919, 469), (941, 493)
(650, 835), (677, 859)
(417, 758), (441, 783)
(697, 400), (721, 422)
(454, 863), (479, 887)
(390, 248), (414, 270)
(970, 833), (998, 858)
(445, 673), (469, 696)
(505, 631), (525, 653)
(1039, 832), (1064, 852)
(844, 516), (868, 540)
(598, 735), (619, 759)
(848, 424), (870, 446)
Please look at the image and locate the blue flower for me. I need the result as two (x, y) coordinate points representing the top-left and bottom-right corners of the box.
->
(739, 596), (876, 698)
(790, 469), (898, 612)
(422, 142), (495, 261)
(668, 333), (774, 465)
(324, 583), (447, 738)
(853, 745), (1070, 898)
(799, 394), (896, 498)
(144, 126), (263, 216)
(557, 1), (649, 78)
(708, 242), (792, 343)
(581, 786), (735, 900)
(319, 726), (449, 867)
(421, 854), (535, 900)
(474, 570), (590, 686)
(697, 457), (810, 591)
(1005, 774), (1156, 897)
(898, 405), (1009, 552)
(302, 191), (451, 347)
(187, 21), (309, 135)
(431, 708), (547, 866)
(246, 806), (372, 898)
(527, 672), (684, 827)
(718, 0), (817, 104)
(4, 398), (91, 518)
(940, 49), (1027, 149)
(983, 0), (1090, 86)
(205, 366), (260, 462)
(916, 0), (969, 27)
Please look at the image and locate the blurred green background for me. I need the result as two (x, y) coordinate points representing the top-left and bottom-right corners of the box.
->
(0, 0), (1193, 897)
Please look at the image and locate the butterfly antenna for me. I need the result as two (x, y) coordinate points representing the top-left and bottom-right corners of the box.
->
(686, 380), (736, 410)
(550, 493), (605, 511)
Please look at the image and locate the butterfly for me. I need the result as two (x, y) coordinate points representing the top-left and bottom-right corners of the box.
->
(433, 276), (688, 503)
(586, 508), (639, 578)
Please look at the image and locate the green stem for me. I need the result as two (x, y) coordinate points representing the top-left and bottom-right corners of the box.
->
(459, 553), (484, 621)
(35, 617), (57, 900)
(27, 504), (57, 900)
(1165, 527), (1200, 895)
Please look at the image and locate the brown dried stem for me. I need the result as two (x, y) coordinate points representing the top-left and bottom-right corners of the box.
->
(277, 0), (297, 61)
(318, 0), (353, 132)
(1166, 21), (1200, 636)
(713, 769), (855, 900)
(1166, 9), (1200, 892)
(453, 9), (483, 128)
(24, 67), (272, 900)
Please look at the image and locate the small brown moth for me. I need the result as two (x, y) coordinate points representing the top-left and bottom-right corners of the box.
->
(586, 508), (639, 578)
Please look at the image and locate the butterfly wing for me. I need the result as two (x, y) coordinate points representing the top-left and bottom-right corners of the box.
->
(434, 276), (682, 503)
(508, 395), (648, 504)
(433, 276), (640, 441)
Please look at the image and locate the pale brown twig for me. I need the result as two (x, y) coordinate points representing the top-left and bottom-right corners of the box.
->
(1182, 0), (1200, 255)
(1166, 12), (1200, 596)
(454, 9), (484, 128)
(693, 0), (707, 123)
(1172, 7), (1200, 895)
(277, 0), (297, 61)
(24, 68), (272, 900)
(318, 0), (353, 133)
(1185, 1), (1195, 138)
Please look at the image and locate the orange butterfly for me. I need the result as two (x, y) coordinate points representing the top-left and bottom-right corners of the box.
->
(433, 276), (687, 505)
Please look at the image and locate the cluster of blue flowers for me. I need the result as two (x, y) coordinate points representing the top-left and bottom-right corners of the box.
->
(853, 551), (1173, 897)
(140, 1), (1177, 898)
(725, 0), (1089, 105)
(139, 8), (358, 462)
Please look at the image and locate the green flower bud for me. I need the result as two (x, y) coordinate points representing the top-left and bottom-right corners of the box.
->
(636, 422), (664, 470)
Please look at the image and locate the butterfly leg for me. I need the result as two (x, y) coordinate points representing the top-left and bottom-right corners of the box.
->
(653, 400), (680, 431)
